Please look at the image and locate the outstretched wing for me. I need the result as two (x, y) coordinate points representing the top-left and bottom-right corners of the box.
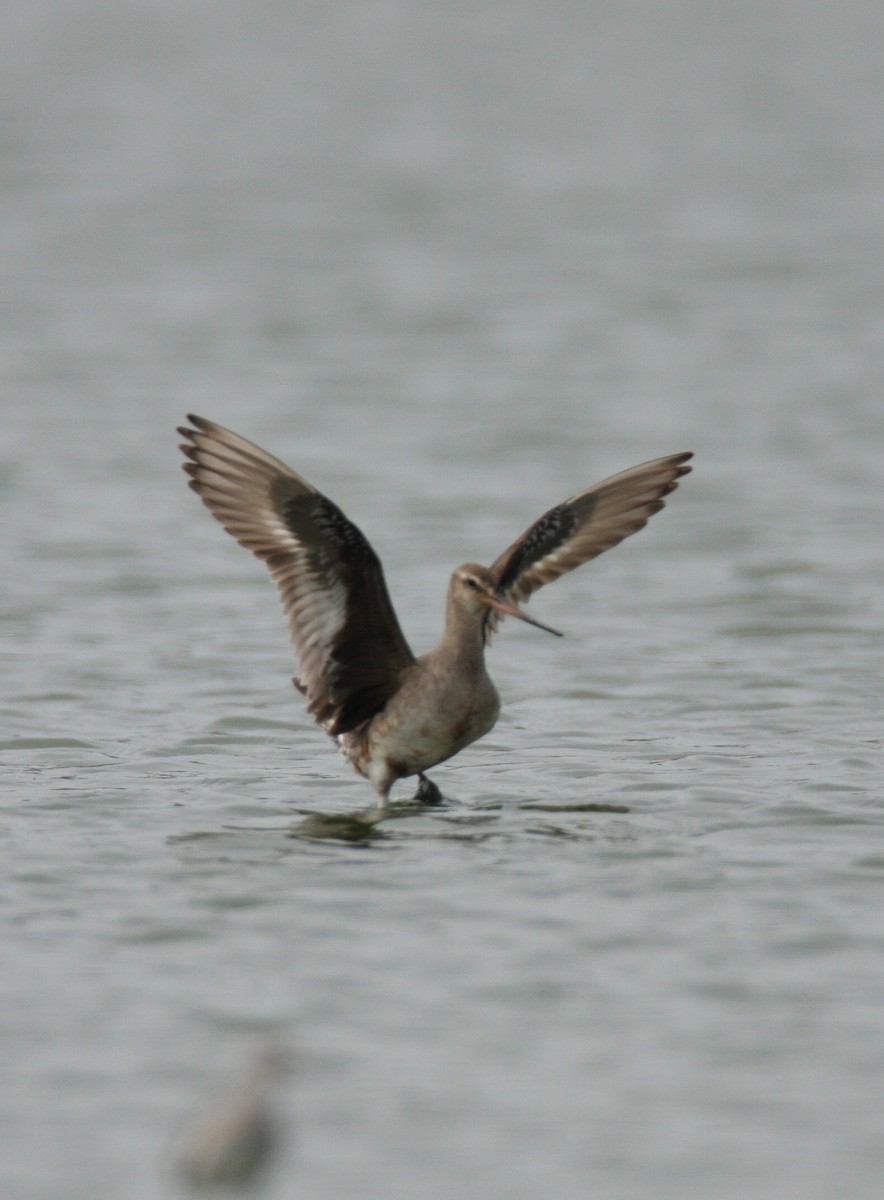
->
(485, 451), (693, 642)
(179, 415), (415, 735)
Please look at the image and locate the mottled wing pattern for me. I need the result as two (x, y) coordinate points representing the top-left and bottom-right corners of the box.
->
(179, 415), (415, 735)
(484, 451), (693, 642)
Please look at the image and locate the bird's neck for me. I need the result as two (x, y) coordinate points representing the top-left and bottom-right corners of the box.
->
(436, 599), (487, 670)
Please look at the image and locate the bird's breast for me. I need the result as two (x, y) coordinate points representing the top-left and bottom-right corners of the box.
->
(359, 662), (500, 778)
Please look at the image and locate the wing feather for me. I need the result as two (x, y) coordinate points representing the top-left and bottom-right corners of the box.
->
(179, 415), (415, 735)
(485, 451), (693, 641)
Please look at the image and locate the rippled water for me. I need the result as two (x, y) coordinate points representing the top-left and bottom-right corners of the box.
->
(3, 3), (884, 1197)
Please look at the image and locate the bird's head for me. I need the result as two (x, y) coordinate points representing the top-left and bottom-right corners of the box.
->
(450, 563), (562, 635)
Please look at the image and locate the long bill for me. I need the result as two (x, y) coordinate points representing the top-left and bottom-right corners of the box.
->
(486, 594), (563, 637)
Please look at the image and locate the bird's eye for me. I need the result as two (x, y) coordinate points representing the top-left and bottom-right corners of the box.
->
(465, 577), (479, 590)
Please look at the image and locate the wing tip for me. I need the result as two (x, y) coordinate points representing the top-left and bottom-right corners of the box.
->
(178, 415), (219, 446)
(658, 451), (694, 491)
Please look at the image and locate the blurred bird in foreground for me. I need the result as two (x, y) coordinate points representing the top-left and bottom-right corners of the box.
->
(180, 415), (692, 810)
(175, 1044), (291, 1191)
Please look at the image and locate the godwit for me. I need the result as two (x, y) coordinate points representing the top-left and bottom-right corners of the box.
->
(179, 416), (691, 810)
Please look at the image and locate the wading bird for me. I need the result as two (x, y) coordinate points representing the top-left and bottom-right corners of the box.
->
(180, 416), (691, 810)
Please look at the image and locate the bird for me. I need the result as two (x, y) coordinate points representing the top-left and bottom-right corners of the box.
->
(175, 1044), (291, 1190)
(179, 415), (692, 811)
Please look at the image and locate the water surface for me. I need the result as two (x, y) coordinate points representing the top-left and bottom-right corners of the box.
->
(3, 3), (884, 1198)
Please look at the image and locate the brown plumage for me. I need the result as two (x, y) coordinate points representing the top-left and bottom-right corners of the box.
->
(179, 415), (692, 808)
(484, 453), (693, 640)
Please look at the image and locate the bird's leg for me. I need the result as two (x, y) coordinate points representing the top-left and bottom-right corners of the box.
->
(414, 773), (443, 805)
(369, 787), (391, 820)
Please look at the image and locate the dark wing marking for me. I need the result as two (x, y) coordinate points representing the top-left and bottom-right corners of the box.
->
(179, 415), (415, 734)
(484, 451), (693, 642)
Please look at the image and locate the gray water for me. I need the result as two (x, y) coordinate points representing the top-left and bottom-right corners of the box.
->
(3, 2), (884, 1197)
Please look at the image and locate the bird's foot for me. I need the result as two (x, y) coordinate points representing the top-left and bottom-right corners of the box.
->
(413, 773), (443, 805)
